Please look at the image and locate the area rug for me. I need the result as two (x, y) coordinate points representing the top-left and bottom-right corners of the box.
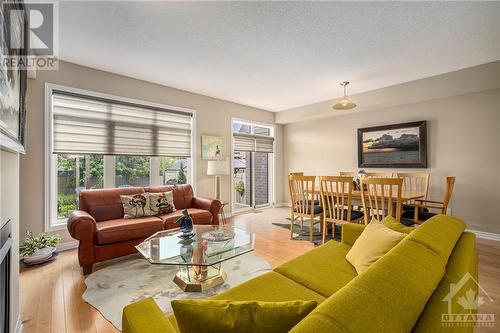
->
(82, 253), (271, 331)
(273, 218), (341, 245)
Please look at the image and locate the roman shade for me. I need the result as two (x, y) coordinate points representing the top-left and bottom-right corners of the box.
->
(51, 91), (192, 157)
(233, 133), (274, 153)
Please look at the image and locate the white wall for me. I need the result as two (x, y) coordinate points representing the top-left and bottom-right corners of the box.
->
(1, 149), (20, 332)
(282, 88), (500, 234)
(21, 61), (282, 243)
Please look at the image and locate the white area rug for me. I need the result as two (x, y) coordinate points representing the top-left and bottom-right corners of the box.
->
(82, 253), (271, 331)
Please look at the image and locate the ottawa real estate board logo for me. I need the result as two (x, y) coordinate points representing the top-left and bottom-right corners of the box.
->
(442, 272), (495, 328)
(1, 1), (59, 70)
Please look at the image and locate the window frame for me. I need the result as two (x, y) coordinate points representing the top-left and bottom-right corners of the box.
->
(44, 83), (197, 231)
(230, 118), (276, 214)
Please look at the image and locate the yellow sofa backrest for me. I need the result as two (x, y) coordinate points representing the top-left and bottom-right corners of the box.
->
(413, 231), (477, 333)
(290, 215), (469, 333)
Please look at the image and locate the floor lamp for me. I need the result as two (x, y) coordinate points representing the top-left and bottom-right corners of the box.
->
(207, 160), (230, 201)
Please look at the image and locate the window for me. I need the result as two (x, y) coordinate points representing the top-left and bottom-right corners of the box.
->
(46, 85), (194, 230)
(115, 155), (151, 187)
(232, 120), (274, 212)
(56, 154), (103, 219)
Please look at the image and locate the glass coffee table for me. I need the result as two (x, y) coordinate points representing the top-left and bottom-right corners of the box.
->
(136, 225), (255, 292)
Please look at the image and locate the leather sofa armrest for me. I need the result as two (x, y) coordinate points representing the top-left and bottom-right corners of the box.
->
(192, 197), (222, 224)
(341, 223), (366, 247)
(67, 210), (97, 240)
(123, 298), (177, 333)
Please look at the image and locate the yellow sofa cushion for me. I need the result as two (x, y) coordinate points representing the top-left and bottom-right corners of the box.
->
(166, 271), (326, 333)
(346, 221), (406, 274)
(340, 222), (366, 246)
(408, 214), (466, 263)
(275, 241), (357, 297)
(379, 215), (415, 234)
(210, 271), (326, 303)
(123, 298), (177, 333)
(171, 299), (317, 333)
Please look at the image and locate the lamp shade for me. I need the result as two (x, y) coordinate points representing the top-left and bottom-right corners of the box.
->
(207, 160), (230, 176)
(332, 81), (356, 110)
(333, 97), (357, 110)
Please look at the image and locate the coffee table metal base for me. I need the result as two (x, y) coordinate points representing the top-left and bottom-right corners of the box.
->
(173, 266), (227, 292)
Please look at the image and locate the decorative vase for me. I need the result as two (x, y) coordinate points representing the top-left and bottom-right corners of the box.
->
(176, 209), (194, 238)
(180, 215), (193, 235)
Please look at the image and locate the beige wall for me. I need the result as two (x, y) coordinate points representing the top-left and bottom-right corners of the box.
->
(21, 61), (282, 243)
(1, 150), (20, 332)
(282, 88), (500, 234)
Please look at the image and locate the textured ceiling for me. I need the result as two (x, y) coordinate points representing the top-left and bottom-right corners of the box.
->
(59, 1), (500, 111)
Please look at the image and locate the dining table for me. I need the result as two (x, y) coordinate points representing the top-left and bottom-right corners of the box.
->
(313, 186), (426, 205)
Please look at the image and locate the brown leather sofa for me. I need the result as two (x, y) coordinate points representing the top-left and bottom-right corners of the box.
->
(67, 184), (222, 274)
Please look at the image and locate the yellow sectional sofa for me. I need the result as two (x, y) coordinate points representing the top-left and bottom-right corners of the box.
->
(122, 215), (478, 333)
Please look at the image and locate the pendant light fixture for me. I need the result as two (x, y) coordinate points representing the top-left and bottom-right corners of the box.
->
(333, 81), (357, 110)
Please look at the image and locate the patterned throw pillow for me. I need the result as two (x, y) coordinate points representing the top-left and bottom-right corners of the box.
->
(120, 193), (151, 219)
(149, 191), (176, 215)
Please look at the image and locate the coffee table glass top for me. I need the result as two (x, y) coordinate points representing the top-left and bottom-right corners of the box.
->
(136, 225), (255, 267)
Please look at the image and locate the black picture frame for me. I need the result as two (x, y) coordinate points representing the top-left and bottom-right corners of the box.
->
(0, 0), (28, 154)
(357, 121), (427, 168)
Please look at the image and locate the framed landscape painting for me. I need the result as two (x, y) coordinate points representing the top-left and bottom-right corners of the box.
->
(201, 135), (222, 160)
(0, 0), (28, 153)
(357, 121), (427, 168)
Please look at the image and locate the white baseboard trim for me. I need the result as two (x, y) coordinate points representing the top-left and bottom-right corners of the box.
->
(466, 229), (500, 242)
(275, 202), (290, 208)
(15, 315), (22, 333)
(57, 240), (78, 252)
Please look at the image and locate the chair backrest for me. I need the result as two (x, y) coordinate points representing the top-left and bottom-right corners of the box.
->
(396, 172), (430, 201)
(289, 175), (317, 216)
(320, 176), (354, 222)
(360, 177), (403, 224)
(442, 176), (456, 213)
(288, 172), (304, 205)
(339, 171), (356, 179)
(364, 172), (394, 178)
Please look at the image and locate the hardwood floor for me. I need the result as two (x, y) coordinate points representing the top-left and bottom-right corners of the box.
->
(20, 208), (499, 333)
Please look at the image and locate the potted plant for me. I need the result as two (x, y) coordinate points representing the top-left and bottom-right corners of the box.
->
(234, 181), (245, 197)
(20, 231), (62, 264)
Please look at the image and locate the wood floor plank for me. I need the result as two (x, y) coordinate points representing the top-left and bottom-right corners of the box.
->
(61, 252), (83, 333)
(51, 251), (66, 333)
(20, 208), (500, 333)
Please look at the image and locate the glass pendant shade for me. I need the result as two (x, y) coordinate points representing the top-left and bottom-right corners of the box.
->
(333, 81), (357, 110)
(333, 97), (357, 110)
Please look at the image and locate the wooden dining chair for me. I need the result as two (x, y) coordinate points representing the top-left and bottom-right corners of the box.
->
(320, 176), (364, 244)
(360, 177), (403, 225)
(364, 172), (394, 178)
(396, 172), (430, 200)
(408, 176), (456, 224)
(397, 172), (430, 216)
(289, 175), (323, 242)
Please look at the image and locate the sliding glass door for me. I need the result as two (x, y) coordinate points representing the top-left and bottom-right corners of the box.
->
(232, 121), (274, 213)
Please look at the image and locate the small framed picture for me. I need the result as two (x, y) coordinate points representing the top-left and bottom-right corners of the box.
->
(201, 135), (223, 160)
